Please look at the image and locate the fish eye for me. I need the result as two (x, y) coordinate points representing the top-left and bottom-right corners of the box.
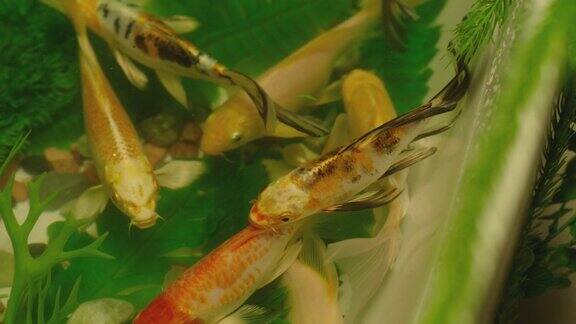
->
(231, 132), (243, 143)
(281, 217), (290, 222)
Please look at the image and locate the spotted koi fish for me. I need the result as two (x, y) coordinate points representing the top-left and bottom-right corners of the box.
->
(41, 0), (325, 136)
(66, 4), (204, 229)
(249, 62), (470, 228)
(134, 224), (301, 323)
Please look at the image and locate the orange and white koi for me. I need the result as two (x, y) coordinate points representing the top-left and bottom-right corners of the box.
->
(66, 4), (204, 229)
(200, 0), (385, 155)
(249, 63), (470, 229)
(41, 0), (324, 136)
(134, 224), (301, 323)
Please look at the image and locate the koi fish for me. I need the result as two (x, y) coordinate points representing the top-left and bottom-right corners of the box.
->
(249, 62), (470, 229)
(325, 69), (411, 323)
(200, 0), (387, 155)
(41, 0), (325, 136)
(134, 224), (301, 323)
(69, 4), (203, 229)
(281, 231), (343, 324)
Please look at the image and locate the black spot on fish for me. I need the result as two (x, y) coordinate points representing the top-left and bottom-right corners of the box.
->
(134, 34), (147, 52)
(114, 17), (121, 35)
(351, 175), (362, 183)
(153, 37), (195, 67)
(99, 3), (110, 18)
(125, 20), (134, 39)
(372, 130), (400, 154)
(340, 156), (355, 174)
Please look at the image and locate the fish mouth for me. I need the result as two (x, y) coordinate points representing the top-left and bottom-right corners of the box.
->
(131, 217), (157, 229)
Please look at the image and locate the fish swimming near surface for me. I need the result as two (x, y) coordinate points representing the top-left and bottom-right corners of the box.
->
(200, 0), (409, 155)
(134, 224), (301, 323)
(41, 0), (326, 136)
(249, 61), (470, 229)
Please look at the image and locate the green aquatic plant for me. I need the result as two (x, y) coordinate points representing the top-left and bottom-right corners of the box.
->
(0, 136), (112, 323)
(496, 70), (576, 323)
(0, 1), (78, 162)
(450, 0), (514, 63)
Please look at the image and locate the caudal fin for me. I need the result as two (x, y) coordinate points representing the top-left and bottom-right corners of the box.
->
(224, 70), (329, 137)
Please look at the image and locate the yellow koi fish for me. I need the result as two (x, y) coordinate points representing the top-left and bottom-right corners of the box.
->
(41, 0), (325, 136)
(249, 63), (470, 229)
(200, 0), (386, 155)
(134, 224), (301, 323)
(67, 3), (204, 229)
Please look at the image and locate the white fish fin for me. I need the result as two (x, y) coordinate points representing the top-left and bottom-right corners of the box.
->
(66, 185), (109, 220)
(323, 187), (401, 212)
(310, 80), (342, 106)
(412, 110), (461, 143)
(162, 15), (200, 34)
(379, 146), (437, 179)
(218, 305), (269, 324)
(299, 231), (339, 296)
(155, 160), (205, 189)
(156, 71), (189, 108)
(321, 114), (349, 154)
(327, 191), (409, 322)
(258, 241), (303, 288)
(112, 48), (148, 90)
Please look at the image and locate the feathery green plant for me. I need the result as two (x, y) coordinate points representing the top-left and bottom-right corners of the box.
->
(450, 0), (514, 63)
(496, 70), (576, 323)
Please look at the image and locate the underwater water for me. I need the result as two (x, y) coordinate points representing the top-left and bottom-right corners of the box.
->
(2, 0), (576, 323)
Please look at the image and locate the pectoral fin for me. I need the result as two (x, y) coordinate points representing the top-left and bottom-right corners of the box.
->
(258, 241), (302, 288)
(64, 185), (109, 220)
(380, 147), (437, 178)
(155, 160), (205, 189)
(323, 188), (401, 212)
(310, 80), (342, 106)
(162, 15), (199, 34)
(218, 305), (269, 324)
(156, 71), (189, 108)
(299, 231), (339, 296)
(112, 48), (148, 90)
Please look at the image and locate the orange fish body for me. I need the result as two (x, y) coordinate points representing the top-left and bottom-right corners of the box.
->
(134, 225), (297, 323)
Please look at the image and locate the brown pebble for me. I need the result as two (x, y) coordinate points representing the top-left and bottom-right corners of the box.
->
(144, 143), (168, 167)
(12, 180), (28, 202)
(180, 122), (202, 142)
(169, 141), (199, 159)
(44, 148), (79, 173)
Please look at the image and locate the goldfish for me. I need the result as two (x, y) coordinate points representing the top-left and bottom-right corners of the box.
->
(134, 224), (301, 323)
(249, 62), (470, 229)
(41, 0), (325, 136)
(281, 232), (343, 324)
(200, 0), (387, 155)
(66, 2), (203, 229)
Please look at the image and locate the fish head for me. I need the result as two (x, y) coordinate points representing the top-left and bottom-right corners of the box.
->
(105, 158), (159, 228)
(200, 96), (265, 155)
(249, 177), (309, 229)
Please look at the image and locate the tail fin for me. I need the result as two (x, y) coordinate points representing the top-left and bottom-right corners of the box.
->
(224, 70), (329, 137)
(222, 70), (277, 133)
